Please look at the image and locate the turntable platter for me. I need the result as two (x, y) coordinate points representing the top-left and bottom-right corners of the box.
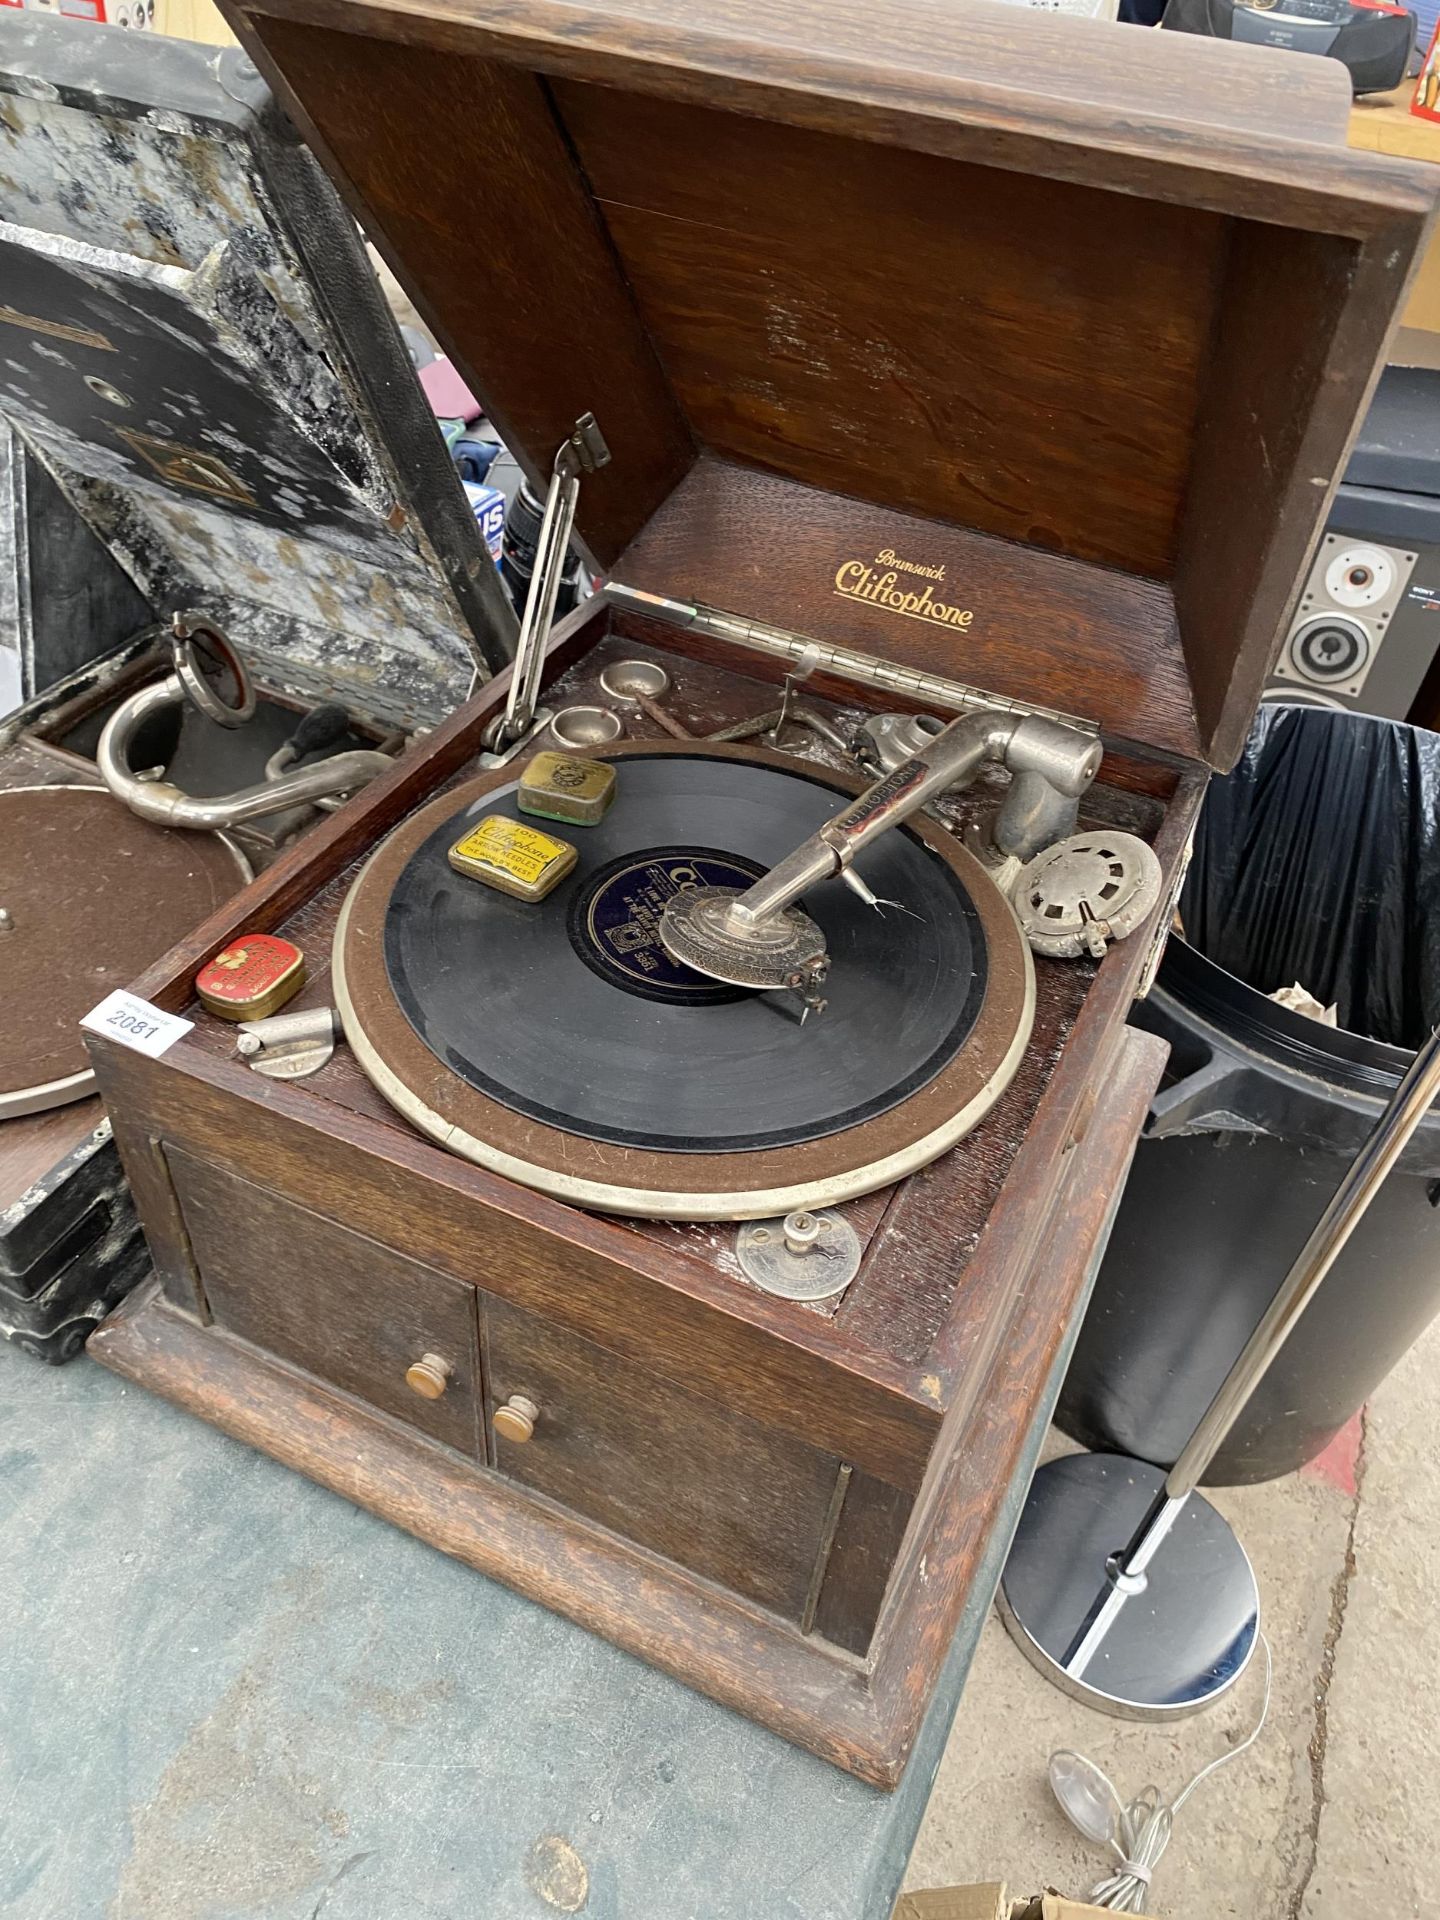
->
(335, 743), (1035, 1219)
(0, 786), (249, 1118)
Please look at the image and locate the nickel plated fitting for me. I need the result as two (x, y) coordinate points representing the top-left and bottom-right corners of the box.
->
(659, 707), (1102, 1011)
(97, 615), (396, 831)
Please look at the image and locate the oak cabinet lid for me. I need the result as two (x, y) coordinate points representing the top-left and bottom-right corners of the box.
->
(228, 0), (1438, 766)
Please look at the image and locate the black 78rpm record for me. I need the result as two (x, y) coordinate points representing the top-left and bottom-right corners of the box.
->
(334, 742), (1035, 1219)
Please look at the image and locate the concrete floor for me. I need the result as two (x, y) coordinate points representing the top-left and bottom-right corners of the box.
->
(905, 1315), (1440, 1916)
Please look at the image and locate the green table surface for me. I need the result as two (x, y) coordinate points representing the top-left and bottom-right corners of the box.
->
(0, 1288), (1082, 1920)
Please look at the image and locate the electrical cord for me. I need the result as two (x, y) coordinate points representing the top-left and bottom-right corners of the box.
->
(1050, 1633), (1273, 1913)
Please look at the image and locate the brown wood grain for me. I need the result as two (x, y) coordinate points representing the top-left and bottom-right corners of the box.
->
(560, 82), (1224, 582)
(168, 1145), (486, 1461)
(226, 0), (1429, 231)
(86, 1038), (941, 1490)
(861, 1029), (1170, 1749)
(811, 1470), (912, 1657)
(79, 0), (1416, 1778)
(923, 763), (1205, 1393)
(835, 956), (1094, 1367)
(485, 1293), (843, 1622)
(86, 611), (1187, 1457)
(150, 625), (1169, 1388)
(221, 0), (1433, 774)
(92, 1280), (897, 1781)
(89, 1026), (1168, 1785)
(103, 1111), (209, 1318)
(236, 16), (694, 567)
(616, 461), (1200, 760)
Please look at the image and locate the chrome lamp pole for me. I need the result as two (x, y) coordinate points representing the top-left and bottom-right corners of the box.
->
(999, 1025), (1440, 1718)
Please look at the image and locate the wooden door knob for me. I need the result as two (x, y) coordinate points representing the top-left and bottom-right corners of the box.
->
(405, 1352), (453, 1400)
(493, 1394), (540, 1443)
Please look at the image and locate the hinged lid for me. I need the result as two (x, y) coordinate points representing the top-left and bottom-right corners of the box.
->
(215, 0), (1434, 764)
(0, 14), (517, 728)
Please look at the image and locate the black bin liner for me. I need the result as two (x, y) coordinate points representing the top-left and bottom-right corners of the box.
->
(1058, 705), (1440, 1484)
(1185, 707), (1440, 1050)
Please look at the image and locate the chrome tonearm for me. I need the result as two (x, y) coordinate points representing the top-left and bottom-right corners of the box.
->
(658, 709), (1102, 1014)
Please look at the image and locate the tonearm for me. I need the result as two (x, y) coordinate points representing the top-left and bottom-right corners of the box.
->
(658, 708), (1101, 1015)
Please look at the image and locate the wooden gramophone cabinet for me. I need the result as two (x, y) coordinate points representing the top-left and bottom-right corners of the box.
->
(85, 0), (1434, 1785)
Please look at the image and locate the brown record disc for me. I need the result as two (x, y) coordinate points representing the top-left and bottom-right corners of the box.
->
(335, 742), (1034, 1220)
(0, 786), (250, 1117)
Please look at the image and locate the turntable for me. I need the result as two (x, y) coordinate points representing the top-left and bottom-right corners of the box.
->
(1, 786), (246, 1120)
(83, 0), (1433, 1784)
(337, 735), (1049, 1220)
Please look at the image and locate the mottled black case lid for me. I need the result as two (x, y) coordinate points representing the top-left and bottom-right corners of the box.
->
(0, 13), (516, 726)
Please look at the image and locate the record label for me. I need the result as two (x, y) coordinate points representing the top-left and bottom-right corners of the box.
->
(570, 847), (764, 1004)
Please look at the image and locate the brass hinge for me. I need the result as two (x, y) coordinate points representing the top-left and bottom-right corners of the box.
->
(606, 583), (1098, 737)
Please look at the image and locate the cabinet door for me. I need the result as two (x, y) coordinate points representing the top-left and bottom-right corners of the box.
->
(484, 1294), (846, 1624)
(167, 1147), (483, 1460)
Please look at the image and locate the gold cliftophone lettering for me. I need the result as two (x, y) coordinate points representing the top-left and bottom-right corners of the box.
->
(834, 556), (975, 632)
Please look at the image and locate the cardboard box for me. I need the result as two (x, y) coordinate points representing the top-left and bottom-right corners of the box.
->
(893, 1888), (1010, 1920)
(895, 1887), (1153, 1920)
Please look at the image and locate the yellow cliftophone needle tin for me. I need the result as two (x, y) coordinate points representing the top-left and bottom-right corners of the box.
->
(447, 815), (578, 902)
(517, 750), (617, 826)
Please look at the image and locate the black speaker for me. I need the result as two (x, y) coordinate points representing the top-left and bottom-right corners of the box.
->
(1161, 0), (1416, 95)
(1267, 369), (1440, 721)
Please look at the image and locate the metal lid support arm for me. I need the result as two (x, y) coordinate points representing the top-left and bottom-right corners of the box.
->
(484, 414), (611, 751)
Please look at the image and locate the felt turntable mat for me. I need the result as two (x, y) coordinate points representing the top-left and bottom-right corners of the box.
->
(0, 787), (246, 1100)
(381, 753), (989, 1153)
